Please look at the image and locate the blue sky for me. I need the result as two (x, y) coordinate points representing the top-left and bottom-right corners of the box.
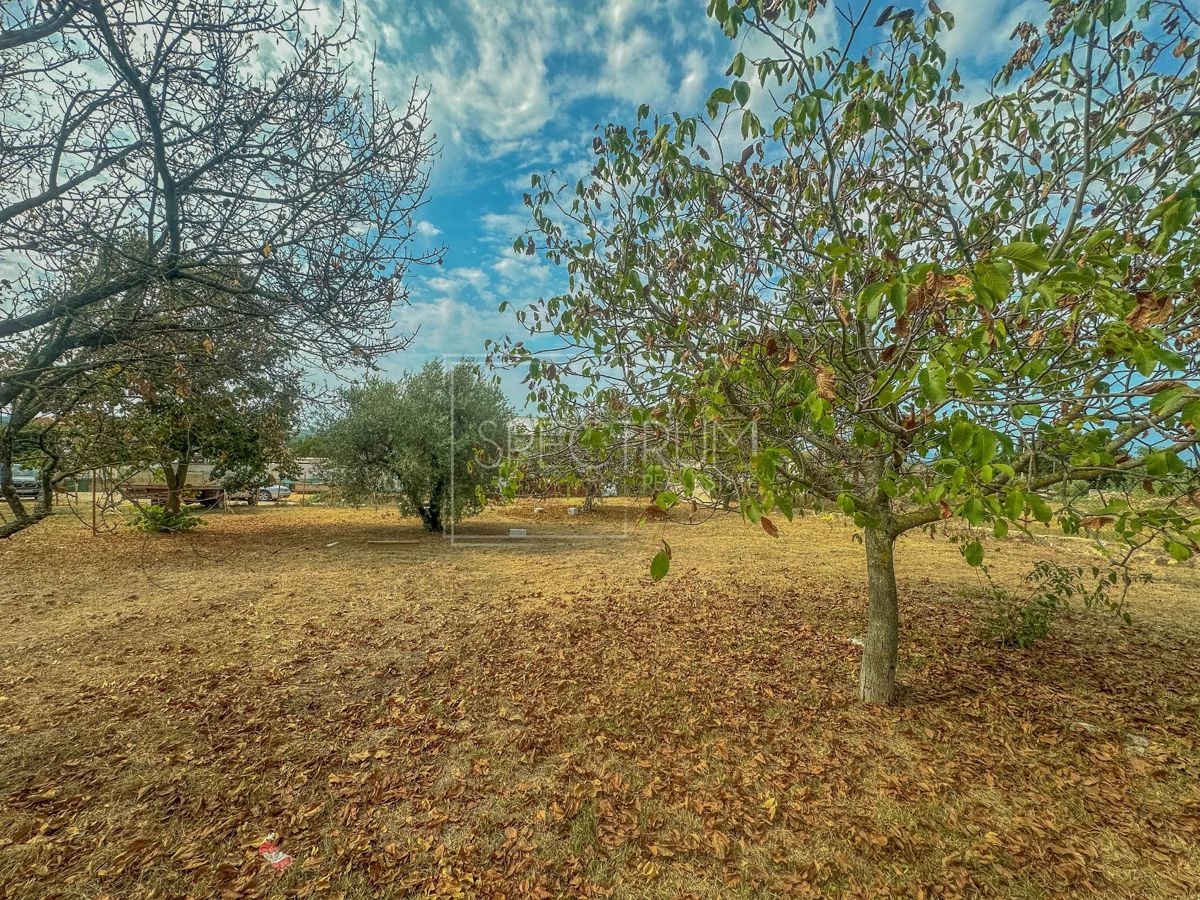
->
(348, 0), (1044, 403)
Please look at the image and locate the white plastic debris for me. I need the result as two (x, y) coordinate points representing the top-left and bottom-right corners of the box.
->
(258, 833), (293, 871)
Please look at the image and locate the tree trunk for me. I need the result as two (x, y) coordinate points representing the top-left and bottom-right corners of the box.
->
(0, 429), (29, 523)
(163, 459), (189, 515)
(163, 464), (180, 515)
(859, 524), (900, 705)
(0, 425), (52, 539)
(417, 484), (443, 531)
(37, 467), (54, 513)
(418, 504), (441, 530)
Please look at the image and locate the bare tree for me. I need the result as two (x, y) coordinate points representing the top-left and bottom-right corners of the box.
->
(0, 0), (441, 535)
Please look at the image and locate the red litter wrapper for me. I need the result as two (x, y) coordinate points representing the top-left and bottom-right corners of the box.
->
(258, 833), (294, 871)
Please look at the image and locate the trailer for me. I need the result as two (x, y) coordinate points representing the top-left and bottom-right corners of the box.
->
(118, 463), (294, 508)
(118, 464), (230, 508)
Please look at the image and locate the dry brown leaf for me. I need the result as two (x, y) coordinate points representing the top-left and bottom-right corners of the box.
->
(815, 364), (836, 402)
(1125, 293), (1173, 331)
(779, 344), (799, 371)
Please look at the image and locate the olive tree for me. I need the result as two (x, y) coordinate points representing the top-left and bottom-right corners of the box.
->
(501, 0), (1200, 703)
(322, 362), (513, 530)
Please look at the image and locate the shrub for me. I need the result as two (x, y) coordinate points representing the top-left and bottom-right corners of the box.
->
(984, 588), (1064, 649)
(983, 561), (1142, 649)
(130, 505), (203, 534)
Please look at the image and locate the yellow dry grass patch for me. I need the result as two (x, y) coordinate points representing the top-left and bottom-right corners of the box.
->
(0, 500), (1197, 898)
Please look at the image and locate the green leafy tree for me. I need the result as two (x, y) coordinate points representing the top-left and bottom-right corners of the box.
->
(290, 430), (329, 460)
(322, 362), (513, 530)
(109, 363), (299, 515)
(502, 0), (1200, 703)
(80, 286), (302, 515)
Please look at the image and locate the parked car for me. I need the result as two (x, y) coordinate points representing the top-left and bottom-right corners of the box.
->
(257, 484), (292, 503)
(9, 466), (41, 500)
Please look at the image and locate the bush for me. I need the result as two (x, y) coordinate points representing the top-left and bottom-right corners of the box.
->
(984, 589), (1064, 649)
(130, 505), (204, 534)
(983, 560), (1141, 649)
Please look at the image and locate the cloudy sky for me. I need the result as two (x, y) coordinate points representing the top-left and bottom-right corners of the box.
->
(358, 0), (1042, 401)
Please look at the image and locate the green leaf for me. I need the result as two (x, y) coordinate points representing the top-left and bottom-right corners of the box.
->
(650, 549), (670, 581)
(680, 468), (695, 495)
(950, 420), (973, 453)
(994, 242), (1049, 273)
(963, 539), (984, 567)
(1166, 540), (1192, 562)
(971, 429), (998, 465)
(1028, 494), (1053, 524)
(732, 80), (751, 107)
(919, 361), (948, 405)
(1183, 400), (1200, 428)
(961, 498), (986, 526)
(972, 261), (1013, 308)
(742, 496), (763, 523)
(1149, 385), (1189, 415)
(707, 87), (733, 115)
(858, 281), (888, 320)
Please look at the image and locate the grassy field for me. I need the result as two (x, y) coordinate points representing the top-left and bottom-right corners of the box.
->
(0, 500), (1197, 899)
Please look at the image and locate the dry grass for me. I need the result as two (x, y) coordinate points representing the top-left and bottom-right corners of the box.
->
(0, 499), (1198, 899)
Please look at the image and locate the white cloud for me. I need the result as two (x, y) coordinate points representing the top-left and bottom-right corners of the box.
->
(451, 266), (489, 289)
(480, 211), (530, 240)
(676, 48), (710, 112)
(492, 251), (553, 285)
(419, 0), (575, 154)
(601, 26), (673, 108)
(388, 294), (510, 364)
(607, 0), (638, 32)
(414, 220), (442, 237)
(362, 0), (727, 165)
(937, 0), (1046, 64)
(423, 266), (489, 297)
